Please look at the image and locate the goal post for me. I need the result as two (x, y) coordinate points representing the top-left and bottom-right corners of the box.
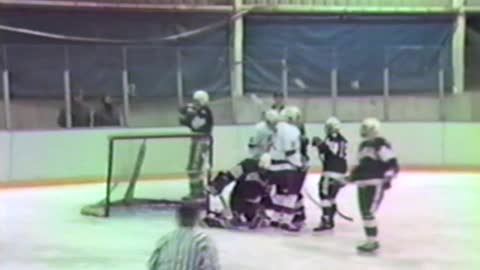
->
(81, 132), (213, 217)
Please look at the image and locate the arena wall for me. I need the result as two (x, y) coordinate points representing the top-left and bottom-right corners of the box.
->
(0, 122), (478, 184)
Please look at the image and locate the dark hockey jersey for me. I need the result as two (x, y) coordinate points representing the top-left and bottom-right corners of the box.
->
(316, 133), (348, 176)
(211, 159), (268, 193)
(211, 158), (268, 201)
(179, 105), (213, 134)
(230, 158), (268, 185)
(351, 137), (399, 182)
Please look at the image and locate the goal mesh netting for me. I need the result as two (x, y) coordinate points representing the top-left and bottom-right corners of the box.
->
(80, 132), (213, 217)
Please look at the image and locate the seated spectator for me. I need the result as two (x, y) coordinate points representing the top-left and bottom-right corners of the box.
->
(93, 95), (121, 127)
(57, 90), (91, 128)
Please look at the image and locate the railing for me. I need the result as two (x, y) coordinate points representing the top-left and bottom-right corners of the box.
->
(244, 0), (453, 8)
(0, 0), (233, 11)
(0, 0), (457, 10)
(0, 44), (459, 130)
(0, 0), (232, 4)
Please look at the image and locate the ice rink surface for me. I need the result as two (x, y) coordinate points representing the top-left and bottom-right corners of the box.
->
(1, 172), (479, 270)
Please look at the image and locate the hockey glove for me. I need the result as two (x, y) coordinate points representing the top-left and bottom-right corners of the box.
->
(383, 170), (397, 190)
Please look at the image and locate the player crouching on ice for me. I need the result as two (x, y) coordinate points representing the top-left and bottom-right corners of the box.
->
(203, 153), (273, 230)
(350, 118), (399, 253)
(311, 117), (348, 232)
(179, 90), (214, 201)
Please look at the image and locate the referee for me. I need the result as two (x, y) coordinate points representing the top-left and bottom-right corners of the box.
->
(147, 203), (220, 270)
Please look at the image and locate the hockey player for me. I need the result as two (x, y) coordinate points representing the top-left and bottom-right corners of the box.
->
(280, 106), (308, 227)
(350, 118), (399, 253)
(203, 153), (272, 229)
(269, 106), (304, 231)
(312, 117), (348, 231)
(248, 109), (280, 159)
(179, 90), (214, 200)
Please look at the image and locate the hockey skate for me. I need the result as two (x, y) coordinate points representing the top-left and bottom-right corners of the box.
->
(356, 241), (380, 253)
(270, 221), (280, 228)
(313, 217), (334, 232)
(229, 214), (247, 228)
(280, 222), (302, 232)
(248, 211), (270, 229)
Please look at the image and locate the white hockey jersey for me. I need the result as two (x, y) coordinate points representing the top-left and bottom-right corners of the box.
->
(270, 122), (302, 170)
(248, 121), (275, 158)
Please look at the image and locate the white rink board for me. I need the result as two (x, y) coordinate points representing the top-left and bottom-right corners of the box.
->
(1, 173), (479, 270)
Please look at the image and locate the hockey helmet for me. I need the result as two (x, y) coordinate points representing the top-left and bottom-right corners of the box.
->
(360, 117), (381, 138)
(325, 116), (341, 135)
(193, 90), (209, 106)
(280, 106), (301, 123)
(264, 109), (280, 124)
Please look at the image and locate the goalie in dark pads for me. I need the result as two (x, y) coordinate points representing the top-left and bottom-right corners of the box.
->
(179, 90), (214, 200)
(350, 118), (399, 253)
(311, 117), (348, 232)
(203, 154), (272, 229)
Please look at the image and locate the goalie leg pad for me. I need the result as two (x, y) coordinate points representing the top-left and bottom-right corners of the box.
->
(186, 140), (210, 198)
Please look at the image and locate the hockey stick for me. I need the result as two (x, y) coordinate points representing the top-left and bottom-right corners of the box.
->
(303, 188), (354, 222)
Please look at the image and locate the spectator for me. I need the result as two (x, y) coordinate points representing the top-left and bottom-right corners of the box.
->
(271, 92), (286, 112)
(147, 203), (220, 270)
(93, 95), (121, 127)
(57, 90), (91, 128)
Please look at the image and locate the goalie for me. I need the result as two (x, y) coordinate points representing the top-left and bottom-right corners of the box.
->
(179, 90), (214, 200)
(203, 154), (272, 229)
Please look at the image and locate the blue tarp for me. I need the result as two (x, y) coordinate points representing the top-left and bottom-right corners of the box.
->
(0, 9), (230, 98)
(245, 15), (454, 95)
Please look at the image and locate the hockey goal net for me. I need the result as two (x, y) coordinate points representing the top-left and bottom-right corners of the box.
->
(81, 132), (213, 217)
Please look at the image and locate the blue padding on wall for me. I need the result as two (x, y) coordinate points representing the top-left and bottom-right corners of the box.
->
(0, 9), (230, 98)
(245, 15), (454, 96)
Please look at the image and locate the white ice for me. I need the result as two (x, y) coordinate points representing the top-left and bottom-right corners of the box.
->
(1, 172), (479, 270)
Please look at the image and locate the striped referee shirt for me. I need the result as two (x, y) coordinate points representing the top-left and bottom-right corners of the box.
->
(147, 228), (220, 270)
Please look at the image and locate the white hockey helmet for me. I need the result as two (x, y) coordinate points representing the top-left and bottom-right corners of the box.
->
(280, 106), (301, 123)
(361, 117), (381, 138)
(193, 90), (209, 106)
(258, 153), (272, 170)
(325, 116), (341, 135)
(264, 109), (280, 124)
